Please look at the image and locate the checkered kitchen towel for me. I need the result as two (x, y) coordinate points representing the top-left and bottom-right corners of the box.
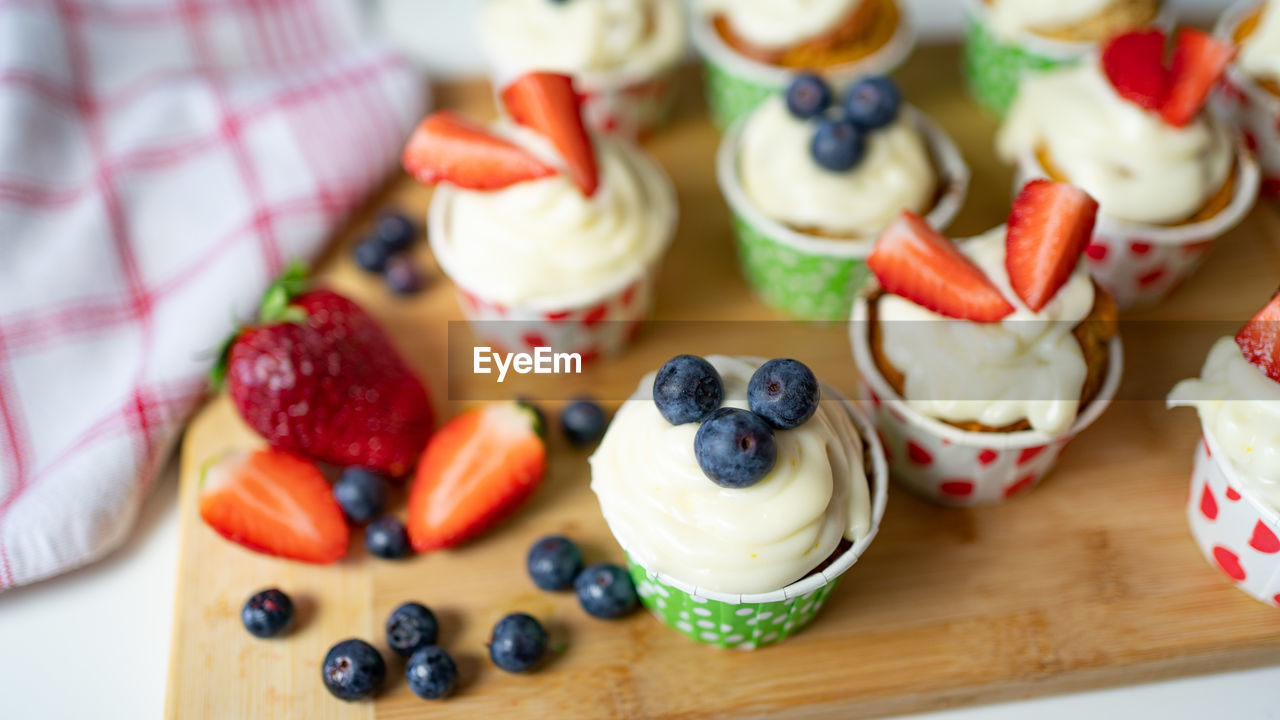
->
(0, 0), (425, 589)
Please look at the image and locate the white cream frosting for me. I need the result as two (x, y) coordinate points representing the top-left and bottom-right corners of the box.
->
(480, 0), (685, 78)
(738, 96), (936, 237)
(998, 58), (1235, 226)
(589, 355), (872, 595)
(1169, 336), (1280, 511)
(988, 0), (1118, 41)
(700, 0), (860, 50)
(1240, 0), (1280, 84)
(877, 227), (1095, 435)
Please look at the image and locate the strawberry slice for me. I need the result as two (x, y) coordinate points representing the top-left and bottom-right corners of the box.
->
(500, 72), (599, 196)
(1236, 291), (1280, 383)
(1102, 29), (1170, 111)
(1161, 29), (1238, 127)
(1005, 180), (1099, 312)
(868, 211), (1015, 322)
(199, 449), (349, 564)
(401, 111), (555, 191)
(407, 402), (546, 552)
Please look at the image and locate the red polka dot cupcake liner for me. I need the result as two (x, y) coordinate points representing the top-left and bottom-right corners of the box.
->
(1216, 1), (1280, 200)
(490, 63), (681, 141)
(850, 298), (1124, 506)
(1187, 426), (1280, 607)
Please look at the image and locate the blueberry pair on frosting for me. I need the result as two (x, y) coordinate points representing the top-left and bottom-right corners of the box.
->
(652, 355), (820, 489)
(784, 74), (902, 173)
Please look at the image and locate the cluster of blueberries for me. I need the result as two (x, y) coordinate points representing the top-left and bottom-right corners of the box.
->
(351, 209), (424, 295)
(652, 355), (820, 488)
(784, 73), (903, 173)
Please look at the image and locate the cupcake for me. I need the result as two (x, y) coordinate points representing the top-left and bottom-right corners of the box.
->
(717, 74), (969, 320)
(1169, 293), (1280, 607)
(478, 0), (686, 138)
(405, 72), (678, 360)
(851, 180), (1123, 506)
(1216, 0), (1280, 197)
(590, 355), (887, 649)
(691, 0), (915, 128)
(964, 0), (1168, 114)
(998, 28), (1260, 310)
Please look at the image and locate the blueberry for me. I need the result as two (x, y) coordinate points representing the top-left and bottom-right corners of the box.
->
(386, 602), (439, 658)
(374, 211), (417, 253)
(747, 358), (820, 430)
(573, 563), (638, 619)
(365, 517), (411, 559)
(406, 645), (458, 700)
(842, 76), (901, 130)
(488, 612), (547, 673)
(652, 355), (724, 425)
(334, 468), (387, 525)
(241, 588), (294, 638)
(385, 255), (423, 296)
(693, 407), (778, 489)
(353, 239), (390, 273)
(526, 535), (584, 591)
(810, 118), (865, 172)
(560, 399), (607, 447)
(785, 73), (832, 119)
(321, 638), (386, 701)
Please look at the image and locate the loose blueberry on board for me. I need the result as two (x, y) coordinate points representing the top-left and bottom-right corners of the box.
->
(810, 118), (865, 172)
(747, 358), (820, 430)
(694, 407), (778, 489)
(321, 639), (386, 701)
(386, 602), (440, 658)
(406, 646), (459, 700)
(526, 535), (584, 591)
(385, 255), (423, 296)
(241, 588), (294, 639)
(374, 211), (417, 253)
(560, 399), (607, 447)
(785, 73), (832, 119)
(574, 563), (639, 619)
(333, 468), (387, 525)
(842, 76), (901, 130)
(488, 613), (548, 673)
(353, 239), (390, 273)
(365, 517), (412, 559)
(653, 354), (724, 425)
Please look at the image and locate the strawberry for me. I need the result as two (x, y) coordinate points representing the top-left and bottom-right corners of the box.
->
(501, 72), (599, 196)
(1161, 29), (1238, 127)
(402, 111), (555, 191)
(1102, 29), (1170, 111)
(1235, 291), (1280, 383)
(407, 402), (546, 552)
(1005, 180), (1099, 312)
(213, 263), (434, 477)
(199, 449), (349, 564)
(868, 211), (1015, 322)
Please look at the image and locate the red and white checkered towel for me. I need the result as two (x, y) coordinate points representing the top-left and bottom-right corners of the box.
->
(0, 0), (425, 590)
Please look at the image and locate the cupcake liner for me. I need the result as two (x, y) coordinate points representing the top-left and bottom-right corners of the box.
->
(1215, 1), (1280, 199)
(850, 298), (1124, 506)
(691, 5), (916, 129)
(716, 106), (969, 320)
(1012, 140), (1260, 311)
(1186, 427), (1280, 608)
(490, 63), (681, 141)
(625, 384), (890, 649)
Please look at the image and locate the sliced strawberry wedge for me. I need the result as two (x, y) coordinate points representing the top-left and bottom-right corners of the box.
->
(1102, 29), (1170, 111)
(501, 72), (599, 196)
(1236, 291), (1280, 383)
(199, 449), (349, 564)
(407, 402), (546, 552)
(868, 211), (1015, 322)
(1005, 180), (1099, 312)
(401, 111), (556, 191)
(1161, 29), (1238, 127)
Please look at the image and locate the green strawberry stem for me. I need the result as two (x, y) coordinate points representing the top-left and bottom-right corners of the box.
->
(208, 260), (312, 391)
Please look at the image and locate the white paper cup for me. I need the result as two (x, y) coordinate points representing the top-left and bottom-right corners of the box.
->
(1215, 1), (1280, 199)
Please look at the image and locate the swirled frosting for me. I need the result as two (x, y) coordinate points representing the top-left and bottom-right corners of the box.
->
(1240, 1), (1280, 84)
(700, 0), (860, 50)
(988, 0), (1119, 40)
(589, 355), (872, 595)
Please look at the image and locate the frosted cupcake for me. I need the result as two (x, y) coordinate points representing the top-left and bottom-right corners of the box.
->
(1216, 0), (1280, 196)
(590, 354), (887, 648)
(478, 0), (686, 138)
(404, 72), (677, 360)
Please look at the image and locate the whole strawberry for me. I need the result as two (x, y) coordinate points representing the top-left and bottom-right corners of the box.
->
(213, 264), (434, 477)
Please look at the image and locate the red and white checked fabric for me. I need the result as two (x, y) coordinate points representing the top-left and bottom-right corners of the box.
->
(0, 0), (425, 590)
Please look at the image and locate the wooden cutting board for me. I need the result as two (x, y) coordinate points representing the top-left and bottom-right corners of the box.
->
(165, 45), (1280, 719)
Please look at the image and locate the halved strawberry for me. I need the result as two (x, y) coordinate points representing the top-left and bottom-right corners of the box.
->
(407, 402), (546, 552)
(199, 449), (349, 564)
(868, 211), (1015, 322)
(1236, 291), (1280, 383)
(1005, 180), (1099, 312)
(1102, 29), (1170, 111)
(401, 111), (555, 191)
(500, 72), (599, 196)
(1161, 29), (1238, 127)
